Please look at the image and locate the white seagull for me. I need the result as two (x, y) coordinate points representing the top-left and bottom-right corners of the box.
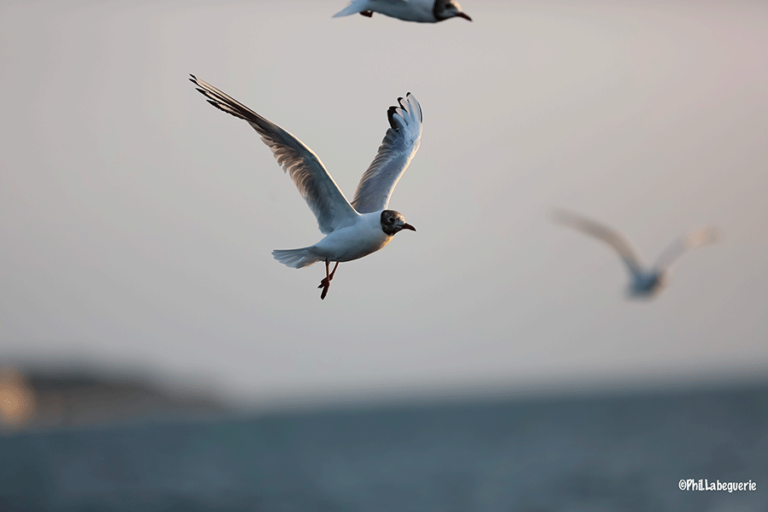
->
(333, 0), (471, 23)
(552, 210), (719, 298)
(190, 75), (421, 300)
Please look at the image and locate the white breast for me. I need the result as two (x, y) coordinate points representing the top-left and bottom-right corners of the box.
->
(311, 212), (392, 262)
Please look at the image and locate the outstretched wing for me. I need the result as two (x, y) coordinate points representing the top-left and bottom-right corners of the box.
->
(552, 210), (645, 278)
(190, 75), (359, 235)
(653, 227), (719, 272)
(351, 93), (422, 214)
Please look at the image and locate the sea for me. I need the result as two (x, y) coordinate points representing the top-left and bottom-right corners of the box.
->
(1, 381), (766, 512)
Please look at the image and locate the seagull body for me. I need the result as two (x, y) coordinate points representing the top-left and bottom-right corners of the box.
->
(552, 210), (718, 298)
(333, 0), (471, 23)
(190, 75), (421, 299)
(627, 272), (666, 298)
(273, 212), (395, 268)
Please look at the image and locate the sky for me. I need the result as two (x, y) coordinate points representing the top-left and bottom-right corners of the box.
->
(1, 0), (767, 408)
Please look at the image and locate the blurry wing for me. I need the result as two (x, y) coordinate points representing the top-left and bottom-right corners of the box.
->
(653, 227), (719, 271)
(351, 93), (422, 214)
(190, 75), (359, 234)
(552, 210), (645, 278)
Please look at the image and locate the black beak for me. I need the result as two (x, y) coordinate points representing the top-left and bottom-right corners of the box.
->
(457, 12), (472, 21)
(402, 223), (416, 232)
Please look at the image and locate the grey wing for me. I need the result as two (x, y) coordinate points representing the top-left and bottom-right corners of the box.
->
(351, 93), (422, 214)
(190, 75), (359, 234)
(552, 210), (645, 278)
(653, 227), (719, 272)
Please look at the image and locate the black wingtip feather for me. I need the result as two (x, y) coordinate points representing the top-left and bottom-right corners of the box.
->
(387, 106), (398, 129)
(387, 94), (422, 127)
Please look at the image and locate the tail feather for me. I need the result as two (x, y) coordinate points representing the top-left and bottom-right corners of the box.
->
(333, 0), (369, 17)
(272, 248), (322, 269)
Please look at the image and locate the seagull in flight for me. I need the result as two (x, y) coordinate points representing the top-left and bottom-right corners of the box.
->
(333, 0), (472, 23)
(552, 210), (719, 298)
(190, 75), (421, 300)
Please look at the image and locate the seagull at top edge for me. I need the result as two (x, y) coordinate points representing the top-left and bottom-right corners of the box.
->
(190, 75), (421, 300)
(552, 210), (719, 298)
(333, 0), (471, 23)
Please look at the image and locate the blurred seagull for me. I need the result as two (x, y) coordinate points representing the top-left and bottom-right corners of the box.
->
(552, 210), (719, 298)
(333, 0), (472, 23)
(190, 75), (421, 300)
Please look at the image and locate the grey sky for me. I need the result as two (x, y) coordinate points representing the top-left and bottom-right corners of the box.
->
(1, 0), (767, 406)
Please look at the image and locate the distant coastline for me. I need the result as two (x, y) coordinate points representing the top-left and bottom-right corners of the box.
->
(0, 366), (228, 433)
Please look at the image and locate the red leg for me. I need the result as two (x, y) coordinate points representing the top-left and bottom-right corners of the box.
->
(318, 260), (335, 300)
(319, 261), (330, 287)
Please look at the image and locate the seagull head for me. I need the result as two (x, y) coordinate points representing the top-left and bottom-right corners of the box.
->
(435, 0), (472, 22)
(380, 210), (416, 236)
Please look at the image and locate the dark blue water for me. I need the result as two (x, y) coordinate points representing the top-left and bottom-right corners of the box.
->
(1, 383), (766, 512)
